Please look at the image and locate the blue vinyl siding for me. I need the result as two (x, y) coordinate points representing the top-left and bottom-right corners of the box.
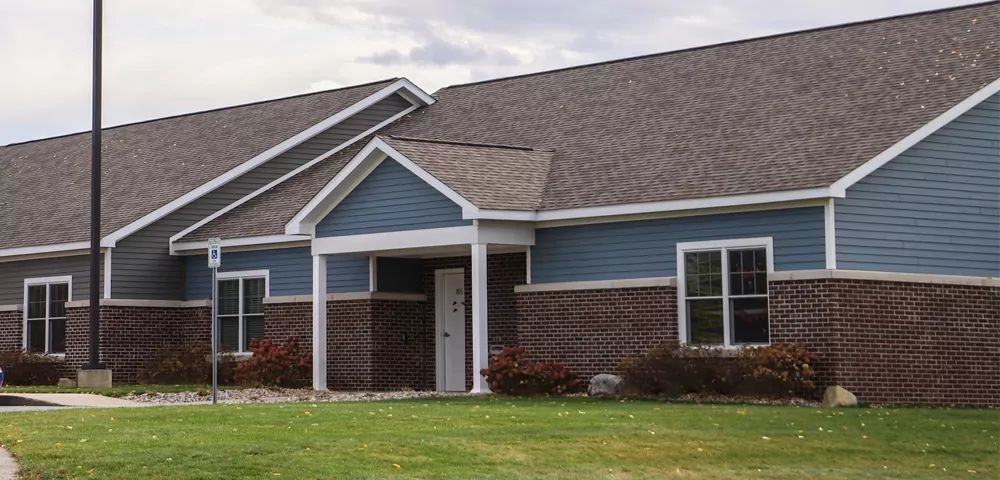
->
(836, 94), (1000, 277)
(185, 247), (369, 300)
(316, 159), (470, 237)
(531, 207), (825, 284)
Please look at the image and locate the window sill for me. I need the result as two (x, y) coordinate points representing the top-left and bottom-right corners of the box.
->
(681, 344), (770, 357)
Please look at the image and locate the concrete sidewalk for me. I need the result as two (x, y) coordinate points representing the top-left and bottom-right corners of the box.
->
(0, 446), (15, 480)
(0, 393), (145, 408)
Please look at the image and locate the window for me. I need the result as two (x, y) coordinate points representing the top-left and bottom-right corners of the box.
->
(24, 276), (72, 354)
(216, 271), (268, 352)
(677, 238), (773, 346)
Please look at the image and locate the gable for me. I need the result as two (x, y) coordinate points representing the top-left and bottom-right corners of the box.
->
(315, 158), (471, 238)
(835, 93), (1000, 276)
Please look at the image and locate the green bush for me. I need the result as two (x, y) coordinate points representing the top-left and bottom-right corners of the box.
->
(480, 346), (579, 395)
(137, 343), (236, 385)
(233, 337), (311, 388)
(0, 350), (62, 386)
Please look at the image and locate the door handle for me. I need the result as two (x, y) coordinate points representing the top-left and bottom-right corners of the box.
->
(443, 332), (451, 338)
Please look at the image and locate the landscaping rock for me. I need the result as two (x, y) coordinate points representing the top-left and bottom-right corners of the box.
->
(822, 385), (858, 407)
(588, 374), (623, 397)
(57, 378), (76, 388)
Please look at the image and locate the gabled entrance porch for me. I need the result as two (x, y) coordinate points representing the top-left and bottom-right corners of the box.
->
(310, 222), (533, 393)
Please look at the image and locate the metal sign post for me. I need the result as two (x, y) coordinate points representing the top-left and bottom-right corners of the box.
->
(208, 238), (222, 405)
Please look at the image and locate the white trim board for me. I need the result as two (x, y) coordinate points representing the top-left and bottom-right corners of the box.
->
(101, 78), (434, 248)
(286, 137), (479, 236)
(103, 248), (112, 299)
(0, 242), (90, 261)
(831, 77), (1000, 194)
(824, 199), (836, 270)
(469, 187), (838, 224)
(172, 234), (310, 254)
(311, 223), (535, 256)
(169, 104), (421, 250)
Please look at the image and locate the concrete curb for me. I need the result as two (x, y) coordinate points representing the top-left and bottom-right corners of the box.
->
(0, 445), (17, 480)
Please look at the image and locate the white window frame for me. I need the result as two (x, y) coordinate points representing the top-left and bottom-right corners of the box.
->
(676, 237), (774, 347)
(23, 275), (73, 355)
(216, 270), (270, 353)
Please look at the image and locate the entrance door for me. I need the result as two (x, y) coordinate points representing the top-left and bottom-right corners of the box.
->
(437, 270), (466, 392)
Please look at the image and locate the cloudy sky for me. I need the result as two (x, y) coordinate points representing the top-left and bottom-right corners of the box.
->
(0, 0), (985, 145)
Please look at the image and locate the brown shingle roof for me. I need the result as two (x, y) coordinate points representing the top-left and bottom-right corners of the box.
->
(385, 2), (999, 210)
(183, 2), (1000, 241)
(0, 79), (397, 249)
(383, 136), (552, 211)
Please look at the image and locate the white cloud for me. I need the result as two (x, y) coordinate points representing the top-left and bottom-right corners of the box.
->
(0, 0), (983, 145)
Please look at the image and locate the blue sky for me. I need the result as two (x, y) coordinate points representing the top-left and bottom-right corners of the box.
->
(0, 0), (985, 145)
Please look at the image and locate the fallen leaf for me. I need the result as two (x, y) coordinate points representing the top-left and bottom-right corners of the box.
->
(761, 436), (771, 440)
(393, 464), (402, 469)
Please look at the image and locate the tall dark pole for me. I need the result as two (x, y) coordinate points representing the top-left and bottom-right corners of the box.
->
(87, 0), (103, 369)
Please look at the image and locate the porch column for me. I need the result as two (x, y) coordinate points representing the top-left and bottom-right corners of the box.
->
(470, 243), (491, 394)
(312, 254), (328, 390)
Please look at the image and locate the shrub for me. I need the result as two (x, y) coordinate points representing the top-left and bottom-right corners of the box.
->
(479, 346), (579, 395)
(137, 343), (236, 385)
(0, 350), (62, 386)
(233, 337), (312, 388)
(745, 343), (818, 396)
(619, 342), (820, 398)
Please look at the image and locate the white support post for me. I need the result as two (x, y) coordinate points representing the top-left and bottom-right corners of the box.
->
(470, 243), (491, 394)
(824, 198), (837, 270)
(312, 254), (328, 390)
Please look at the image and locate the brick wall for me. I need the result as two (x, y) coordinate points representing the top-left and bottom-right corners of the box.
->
(515, 286), (678, 382)
(770, 278), (1000, 405)
(65, 305), (209, 383)
(264, 302), (313, 352)
(0, 308), (22, 351)
(370, 300), (432, 390)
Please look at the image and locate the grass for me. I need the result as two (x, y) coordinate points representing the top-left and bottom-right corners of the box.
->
(1, 397), (996, 479)
(0, 384), (236, 397)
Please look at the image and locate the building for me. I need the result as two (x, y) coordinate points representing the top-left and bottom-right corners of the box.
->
(1, 3), (997, 404)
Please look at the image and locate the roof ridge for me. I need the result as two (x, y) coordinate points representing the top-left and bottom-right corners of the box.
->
(3, 77), (400, 148)
(386, 135), (544, 152)
(439, 1), (998, 91)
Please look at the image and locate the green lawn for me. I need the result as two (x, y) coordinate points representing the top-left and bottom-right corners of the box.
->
(2, 397), (996, 479)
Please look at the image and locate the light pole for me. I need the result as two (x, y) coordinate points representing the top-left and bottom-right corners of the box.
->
(87, 0), (103, 371)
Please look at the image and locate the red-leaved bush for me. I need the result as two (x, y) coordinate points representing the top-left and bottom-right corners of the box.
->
(479, 346), (579, 395)
(233, 337), (312, 388)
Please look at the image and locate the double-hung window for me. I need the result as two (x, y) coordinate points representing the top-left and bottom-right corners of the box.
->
(677, 238), (773, 347)
(217, 271), (268, 353)
(24, 276), (72, 354)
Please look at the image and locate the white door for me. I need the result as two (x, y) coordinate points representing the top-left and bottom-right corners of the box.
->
(440, 271), (466, 392)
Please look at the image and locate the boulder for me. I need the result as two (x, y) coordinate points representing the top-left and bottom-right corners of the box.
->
(822, 385), (858, 408)
(588, 374), (623, 397)
(57, 378), (76, 388)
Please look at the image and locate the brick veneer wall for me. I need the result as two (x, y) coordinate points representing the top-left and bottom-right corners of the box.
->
(264, 302), (313, 352)
(65, 305), (210, 383)
(370, 300), (432, 390)
(515, 286), (678, 382)
(770, 278), (1000, 405)
(0, 308), (22, 351)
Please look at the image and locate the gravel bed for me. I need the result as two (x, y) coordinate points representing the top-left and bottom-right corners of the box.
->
(126, 389), (469, 405)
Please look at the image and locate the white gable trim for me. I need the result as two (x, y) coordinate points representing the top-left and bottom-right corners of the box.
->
(286, 137), (479, 235)
(168, 103), (420, 252)
(172, 234), (310, 254)
(0, 242), (91, 262)
(100, 78), (435, 248)
(831, 77), (1000, 195)
(469, 187), (837, 223)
